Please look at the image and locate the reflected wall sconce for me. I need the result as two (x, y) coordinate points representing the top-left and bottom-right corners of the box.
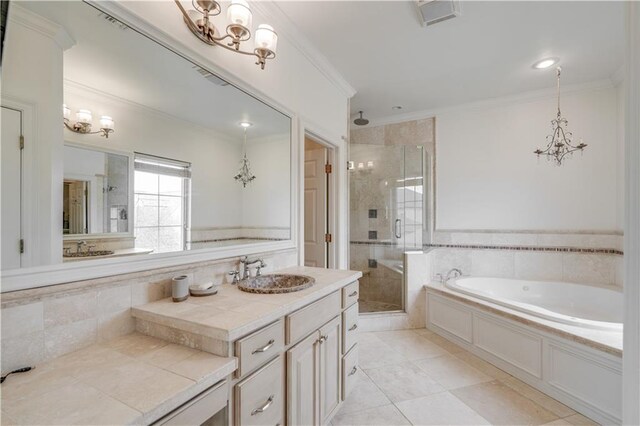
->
(175, 0), (278, 70)
(63, 105), (114, 138)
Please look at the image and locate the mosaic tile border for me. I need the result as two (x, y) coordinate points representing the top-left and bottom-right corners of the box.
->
(350, 240), (624, 256)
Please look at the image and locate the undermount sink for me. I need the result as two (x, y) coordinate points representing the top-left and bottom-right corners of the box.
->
(63, 250), (115, 258)
(238, 274), (315, 294)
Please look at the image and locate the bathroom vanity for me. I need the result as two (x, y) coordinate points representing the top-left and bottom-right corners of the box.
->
(133, 266), (362, 425)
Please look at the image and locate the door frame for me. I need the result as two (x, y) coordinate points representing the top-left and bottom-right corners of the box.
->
(303, 132), (336, 269)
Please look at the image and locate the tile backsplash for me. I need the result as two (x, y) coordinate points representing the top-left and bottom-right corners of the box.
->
(0, 249), (297, 374)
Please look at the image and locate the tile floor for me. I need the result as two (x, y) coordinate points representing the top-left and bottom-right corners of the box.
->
(331, 329), (600, 426)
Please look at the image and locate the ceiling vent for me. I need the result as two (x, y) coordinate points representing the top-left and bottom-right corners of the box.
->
(98, 12), (129, 31)
(416, 0), (461, 27)
(192, 65), (230, 87)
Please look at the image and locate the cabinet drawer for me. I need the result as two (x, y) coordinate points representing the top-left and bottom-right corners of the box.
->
(234, 356), (284, 426)
(342, 344), (359, 401)
(342, 303), (358, 354)
(155, 379), (228, 425)
(235, 319), (284, 378)
(286, 291), (341, 344)
(342, 282), (359, 309)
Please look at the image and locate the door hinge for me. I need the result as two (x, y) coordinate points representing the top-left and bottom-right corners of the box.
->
(19, 135), (24, 150)
(325, 233), (332, 243)
(19, 239), (24, 254)
(325, 163), (332, 174)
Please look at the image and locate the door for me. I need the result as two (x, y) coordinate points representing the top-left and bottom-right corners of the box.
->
(319, 316), (341, 423)
(304, 145), (327, 267)
(287, 331), (319, 426)
(1, 106), (22, 269)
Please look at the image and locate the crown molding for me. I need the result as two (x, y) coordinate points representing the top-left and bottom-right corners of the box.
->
(252, 1), (357, 99)
(7, 3), (75, 50)
(357, 78), (616, 129)
(64, 79), (239, 143)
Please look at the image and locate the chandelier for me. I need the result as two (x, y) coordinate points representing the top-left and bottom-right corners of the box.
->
(175, 0), (278, 70)
(534, 67), (587, 165)
(234, 123), (256, 187)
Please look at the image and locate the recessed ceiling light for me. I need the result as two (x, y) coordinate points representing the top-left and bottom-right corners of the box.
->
(532, 57), (559, 69)
(239, 121), (253, 128)
(392, 106), (403, 110)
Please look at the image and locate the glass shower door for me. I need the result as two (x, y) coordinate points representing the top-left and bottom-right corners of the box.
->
(349, 144), (425, 314)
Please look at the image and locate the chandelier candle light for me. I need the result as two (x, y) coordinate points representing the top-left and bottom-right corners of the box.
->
(234, 123), (256, 187)
(534, 67), (587, 165)
(175, 0), (278, 69)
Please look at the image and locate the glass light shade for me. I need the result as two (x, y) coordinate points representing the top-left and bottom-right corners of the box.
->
(255, 24), (277, 53)
(227, 0), (252, 28)
(100, 116), (114, 131)
(76, 109), (92, 125)
(63, 105), (71, 120)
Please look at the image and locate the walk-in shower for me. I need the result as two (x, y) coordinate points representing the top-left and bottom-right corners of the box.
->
(349, 144), (428, 314)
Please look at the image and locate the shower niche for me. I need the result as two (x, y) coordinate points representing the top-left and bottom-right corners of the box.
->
(349, 144), (429, 314)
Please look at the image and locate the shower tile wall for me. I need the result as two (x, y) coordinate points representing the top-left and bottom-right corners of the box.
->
(350, 118), (435, 313)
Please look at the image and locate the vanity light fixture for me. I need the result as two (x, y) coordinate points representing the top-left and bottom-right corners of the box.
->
(534, 67), (587, 165)
(175, 0), (278, 70)
(63, 105), (114, 138)
(234, 124), (256, 187)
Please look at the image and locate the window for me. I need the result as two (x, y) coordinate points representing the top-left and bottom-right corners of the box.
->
(133, 153), (191, 253)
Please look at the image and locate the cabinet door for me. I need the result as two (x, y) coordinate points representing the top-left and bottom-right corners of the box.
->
(319, 316), (341, 423)
(287, 331), (319, 426)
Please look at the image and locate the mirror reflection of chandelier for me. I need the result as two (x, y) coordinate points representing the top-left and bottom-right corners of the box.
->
(234, 122), (256, 188)
(174, 0), (278, 70)
(534, 67), (587, 165)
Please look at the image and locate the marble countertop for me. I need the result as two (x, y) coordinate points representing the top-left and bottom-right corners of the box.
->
(132, 266), (363, 341)
(424, 282), (622, 357)
(0, 333), (236, 425)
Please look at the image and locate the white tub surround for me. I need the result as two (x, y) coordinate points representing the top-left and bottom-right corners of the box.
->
(0, 333), (236, 425)
(133, 266), (362, 345)
(425, 282), (622, 425)
(446, 277), (623, 331)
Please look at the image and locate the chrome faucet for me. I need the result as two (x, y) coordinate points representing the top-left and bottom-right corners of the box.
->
(444, 268), (463, 283)
(76, 240), (87, 253)
(239, 256), (266, 279)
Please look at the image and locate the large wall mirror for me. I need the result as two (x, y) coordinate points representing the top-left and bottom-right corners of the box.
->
(1, 1), (292, 279)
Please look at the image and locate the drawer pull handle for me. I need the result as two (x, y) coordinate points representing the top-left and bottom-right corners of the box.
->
(349, 366), (358, 376)
(252, 339), (275, 354)
(348, 291), (358, 297)
(251, 395), (274, 415)
(349, 324), (358, 331)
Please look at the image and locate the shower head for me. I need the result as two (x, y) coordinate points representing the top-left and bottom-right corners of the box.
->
(353, 111), (369, 126)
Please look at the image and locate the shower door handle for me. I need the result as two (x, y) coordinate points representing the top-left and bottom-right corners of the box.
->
(394, 219), (402, 239)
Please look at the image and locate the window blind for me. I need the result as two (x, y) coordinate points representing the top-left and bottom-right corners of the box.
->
(134, 152), (191, 179)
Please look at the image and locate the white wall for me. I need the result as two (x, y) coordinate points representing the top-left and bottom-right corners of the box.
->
(436, 84), (621, 232)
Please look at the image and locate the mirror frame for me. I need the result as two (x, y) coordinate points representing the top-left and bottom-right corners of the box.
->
(62, 141), (135, 241)
(0, 0), (299, 292)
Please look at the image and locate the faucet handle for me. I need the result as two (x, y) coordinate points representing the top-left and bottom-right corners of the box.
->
(256, 262), (267, 277)
(434, 273), (444, 284)
(228, 270), (240, 284)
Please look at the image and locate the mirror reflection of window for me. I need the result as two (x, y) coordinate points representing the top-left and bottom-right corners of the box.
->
(133, 153), (191, 254)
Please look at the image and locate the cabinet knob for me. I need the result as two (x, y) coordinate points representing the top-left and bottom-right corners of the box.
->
(318, 334), (328, 344)
(349, 366), (358, 376)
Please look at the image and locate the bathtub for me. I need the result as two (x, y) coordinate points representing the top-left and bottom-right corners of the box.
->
(445, 277), (623, 331)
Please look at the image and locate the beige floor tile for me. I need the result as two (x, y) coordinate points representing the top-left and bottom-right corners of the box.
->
(331, 404), (411, 426)
(364, 363), (445, 402)
(424, 333), (465, 354)
(372, 330), (419, 341)
(542, 419), (573, 426)
(454, 351), (511, 379)
(412, 328), (435, 338)
(381, 334), (449, 361)
(358, 339), (408, 370)
(395, 391), (491, 425)
(563, 414), (600, 426)
(338, 370), (391, 415)
(500, 376), (575, 418)
(413, 355), (493, 390)
(452, 380), (559, 425)
(358, 332), (384, 345)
